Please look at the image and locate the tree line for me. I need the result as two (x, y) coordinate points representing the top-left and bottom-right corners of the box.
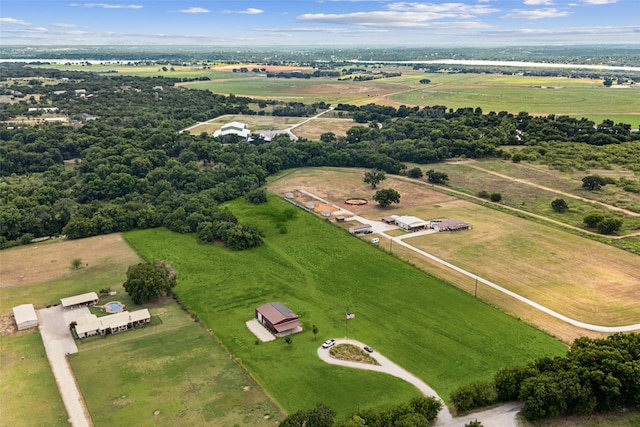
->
(449, 333), (640, 421)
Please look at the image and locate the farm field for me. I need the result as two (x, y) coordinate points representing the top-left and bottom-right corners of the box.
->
(123, 197), (567, 417)
(70, 302), (283, 427)
(0, 331), (67, 426)
(425, 161), (640, 234)
(34, 63), (640, 126)
(266, 167), (640, 335)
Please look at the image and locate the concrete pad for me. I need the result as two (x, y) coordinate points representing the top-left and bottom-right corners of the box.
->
(246, 319), (276, 342)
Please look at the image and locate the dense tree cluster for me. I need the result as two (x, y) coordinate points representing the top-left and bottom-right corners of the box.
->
(450, 333), (640, 421)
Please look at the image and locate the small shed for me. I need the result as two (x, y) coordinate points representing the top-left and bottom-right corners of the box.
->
(60, 292), (99, 310)
(13, 304), (38, 330)
(255, 302), (301, 334)
(349, 224), (373, 235)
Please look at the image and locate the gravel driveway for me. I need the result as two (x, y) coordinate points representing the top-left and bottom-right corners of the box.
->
(39, 306), (93, 427)
(317, 338), (524, 426)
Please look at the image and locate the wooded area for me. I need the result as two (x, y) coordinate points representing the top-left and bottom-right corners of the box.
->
(1, 63), (639, 249)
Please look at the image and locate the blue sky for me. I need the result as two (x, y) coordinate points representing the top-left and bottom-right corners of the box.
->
(1, 0), (638, 46)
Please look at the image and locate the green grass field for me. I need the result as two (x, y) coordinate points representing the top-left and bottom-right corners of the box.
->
(123, 195), (567, 417)
(0, 331), (67, 426)
(70, 302), (283, 427)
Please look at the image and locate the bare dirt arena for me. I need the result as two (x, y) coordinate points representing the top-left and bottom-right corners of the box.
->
(270, 167), (457, 218)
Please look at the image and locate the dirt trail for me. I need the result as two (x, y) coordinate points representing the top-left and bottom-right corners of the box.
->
(463, 162), (640, 218)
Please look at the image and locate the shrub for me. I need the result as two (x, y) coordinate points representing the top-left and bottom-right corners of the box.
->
(583, 212), (605, 228)
(490, 192), (502, 202)
(450, 382), (498, 413)
(551, 198), (568, 213)
(477, 190), (490, 199)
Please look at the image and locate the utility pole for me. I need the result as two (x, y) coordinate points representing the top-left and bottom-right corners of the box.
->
(474, 276), (478, 298)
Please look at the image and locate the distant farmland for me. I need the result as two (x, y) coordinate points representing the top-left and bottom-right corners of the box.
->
(34, 63), (640, 126)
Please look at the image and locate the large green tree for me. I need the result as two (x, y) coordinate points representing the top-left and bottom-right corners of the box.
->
(373, 188), (401, 207)
(582, 175), (608, 191)
(363, 169), (386, 188)
(123, 261), (177, 304)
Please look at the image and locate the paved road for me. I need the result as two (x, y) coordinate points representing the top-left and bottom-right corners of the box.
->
(39, 306), (93, 427)
(318, 339), (526, 426)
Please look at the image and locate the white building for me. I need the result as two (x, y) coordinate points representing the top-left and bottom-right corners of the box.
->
(213, 121), (251, 140)
(392, 215), (429, 232)
(74, 309), (151, 338)
(60, 292), (99, 310)
(13, 304), (38, 330)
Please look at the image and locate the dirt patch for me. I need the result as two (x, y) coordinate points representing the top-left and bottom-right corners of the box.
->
(0, 313), (18, 336)
(0, 234), (140, 289)
(269, 168), (457, 219)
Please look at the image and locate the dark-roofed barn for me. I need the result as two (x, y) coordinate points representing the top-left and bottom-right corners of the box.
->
(255, 302), (301, 334)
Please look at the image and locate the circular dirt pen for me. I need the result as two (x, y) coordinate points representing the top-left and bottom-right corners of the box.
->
(345, 198), (368, 205)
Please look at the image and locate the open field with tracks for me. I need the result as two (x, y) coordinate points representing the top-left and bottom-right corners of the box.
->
(266, 167), (640, 339)
(183, 113), (356, 140)
(35, 63), (640, 126)
(124, 197), (567, 416)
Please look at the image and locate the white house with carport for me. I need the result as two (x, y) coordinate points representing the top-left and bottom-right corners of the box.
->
(12, 303), (38, 330)
(60, 292), (99, 310)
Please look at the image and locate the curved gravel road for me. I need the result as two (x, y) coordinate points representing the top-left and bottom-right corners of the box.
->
(318, 339), (526, 426)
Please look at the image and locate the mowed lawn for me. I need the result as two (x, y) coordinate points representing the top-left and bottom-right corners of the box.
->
(0, 331), (67, 426)
(124, 196), (566, 416)
(70, 303), (283, 427)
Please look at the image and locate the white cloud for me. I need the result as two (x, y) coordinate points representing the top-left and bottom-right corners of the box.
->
(524, 0), (553, 5)
(298, 2), (499, 28)
(69, 3), (143, 9)
(239, 8), (264, 15)
(255, 27), (388, 34)
(0, 17), (32, 25)
(179, 7), (210, 14)
(502, 8), (569, 19)
(53, 23), (77, 28)
(581, 0), (617, 4)
(222, 8), (264, 15)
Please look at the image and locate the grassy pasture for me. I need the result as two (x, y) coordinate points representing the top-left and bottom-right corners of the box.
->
(265, 167), (640, 334)
(465, 159), (640, 214)
(123, 197), (566, 416)
(426, 162), (640, 234)
(0, 331), (67, 426)
(0, 234), (141, 317)
(70, 302), (283, 427)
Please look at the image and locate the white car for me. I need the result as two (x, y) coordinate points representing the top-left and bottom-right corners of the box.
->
(322, 339), (336, 348)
